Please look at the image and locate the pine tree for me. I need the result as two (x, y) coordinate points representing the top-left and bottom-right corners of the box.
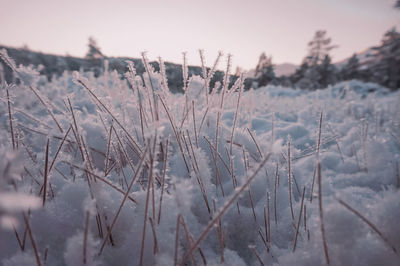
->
(319, 55), (337, 87)
(340, 54), (360, 81)
(371, 28), (400, 90)
(85, 37), (103, 60)
(293, 30), (338, 89)
(255, 53), (276, 87)
(305, 30), (337, 66)
(290, 62), (309, 84)
(297, 66), (321, 90)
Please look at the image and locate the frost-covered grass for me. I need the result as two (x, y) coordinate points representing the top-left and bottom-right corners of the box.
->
(0, 49), (400, 266)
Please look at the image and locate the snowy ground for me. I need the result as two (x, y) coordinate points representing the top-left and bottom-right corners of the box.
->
(0, 51), (400, 265)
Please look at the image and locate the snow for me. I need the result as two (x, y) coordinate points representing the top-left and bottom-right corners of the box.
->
(0, 56), (399, 265)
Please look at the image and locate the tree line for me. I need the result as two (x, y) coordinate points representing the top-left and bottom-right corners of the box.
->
(254, 2), (400, 91)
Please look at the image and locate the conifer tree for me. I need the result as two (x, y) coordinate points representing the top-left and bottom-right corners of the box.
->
(340, 54), (360, 81)
(371, 28), (400, 90)
(293, 30), (338, 89)
(85, 37), (103, 60)
(255, 53), (276, 86)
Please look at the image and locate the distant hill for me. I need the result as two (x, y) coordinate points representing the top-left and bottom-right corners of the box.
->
(247, 62), (298, 78)
(0, 44), (242, 93)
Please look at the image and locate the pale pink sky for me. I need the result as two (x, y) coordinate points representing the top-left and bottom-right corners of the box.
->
(0, 0), (399, 70)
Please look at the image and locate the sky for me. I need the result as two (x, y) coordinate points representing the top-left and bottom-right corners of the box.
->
(0, 0), (399, 70)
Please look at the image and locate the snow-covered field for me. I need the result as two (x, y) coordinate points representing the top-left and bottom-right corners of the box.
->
(1, 51), (400, 266)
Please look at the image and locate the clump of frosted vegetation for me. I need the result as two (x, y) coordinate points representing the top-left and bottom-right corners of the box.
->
(0, 48), (400, 265)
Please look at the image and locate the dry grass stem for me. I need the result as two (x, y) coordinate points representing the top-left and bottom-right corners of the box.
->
(98, 147), (148, 255)
(317, 163), (330, 265)
(293, 186), (306, 252)
(179, 153), (271, 265)
(338, 199), (398, 256)
(23, 213), (42, 266)
(42, 139), (50, 206)
(287, 139), (294, 221)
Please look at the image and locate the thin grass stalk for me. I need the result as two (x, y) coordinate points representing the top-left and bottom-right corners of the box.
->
(288, 138), (295, 221)
(213, 53), (231, 150)
(151, 133), (158, 222)
(229, 73), (244, 154)
(395, 161), (400, 189)
(247, 128), (263, 159)
(317, 163), (330, 265)
(77, 79), (142, 156)
(258, 229), (267, 249)
(81, 136), (95, 172)
(149, 217), (159, 254)
(274, 162), (279, 225)
(119, 159), (129, 189)
(28, 86), (63, 133)
(11, 106), (51, 129)
(267, 192), (271, 247)
(23, 212), (42, 266)
(179, 153), (271, 266)
(112, 126), (142, 183)
(207, 137), (224, 197)
(212, 200), (225, 263)
(13, 227), (24, 251)
(206, 51), (223, 93)
(327, 124), (344, 163)
(64, 161), (137, 204)
(226, 148), (240, 214)
(293, 186), (306, 252)
(304, 204), (308, 232)
(141, 52), (158, 121)
(179, 105), (190, 129)
(174, 214), (198, 266)
(185, 134), (211, 214)
(70, 120), (85, 161)
(179, 217), (207, 266)
(95, 214), (104, 240)
(6, 87), (15, 150)
(186, 130), (199, 173)
(49, 125), (72, 173)
(42, 139), (49, 206)
(197, 107), (209, 137)
(243, 148), (257, 222)
(158, 137), (169, 224)
(98, 147), (147, 255)
(337, 199), (398, 256)
(12, 225), (25, 251)
(192, 101), (199, 148)
(252, 247), (265, 266)
(203, 136), (233, 178)
(139, 142), (154, 266)
(198, 49), (209, 105)
(68, 98), (80, 140)
(139, 102), (146, 143)
(104, 124), (113, 176)
(263, 207), (269, 253)
(310, 112), (323, 202)
(159, 96), (190, 173)
(271, 112), (275, 147)
(182, 52), (189, 116)
(214, 55), (231, 187)
(158, 56), (169, 95)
